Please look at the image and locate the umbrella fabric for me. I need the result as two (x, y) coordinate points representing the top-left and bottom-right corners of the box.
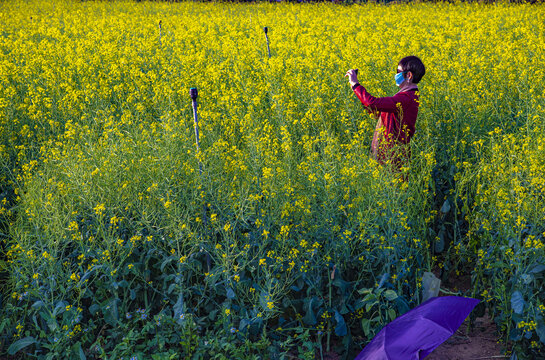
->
(355, 296), (480, 360)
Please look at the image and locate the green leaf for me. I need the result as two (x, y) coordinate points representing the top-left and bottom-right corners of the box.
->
(208, 309), (218, 321)
(361, 318), (370, 337)
(529, 264), (545, 274)
(226, 287), (235, 299)
(440, 199), (451, 214)
(74, 343), (86, 360)
(38, 310), (50, 322)
(0, 318), (9, 334)
(103, 298), (119, 326)
(332, 269), (350, 294)
(8, 336), (36, 355)
(366, 300), (378, 312)
(358, 287), (372, 295)
(378, 273), (389, 288)
(334, 310), (347, 337)
(249, 317), (263, 336)
(47, 317), (58, 331)
(520, 274), (533, 285)
(388, 308), (396, 321)
(395, 297), (410, 315)
(80, 270), (94, 283)
(173, 292), (184, 322)
(53, 301), (67, 316)
(161, 257), (174, 272)
(354, 299), (364, 311)
(31, 301), (44, 310)
(259, 290), (269, 311)
(510, 291), (525, 315)
(89, 304), (99, 315)
(536, 323), (545, 345)
(302, 297), (318, 326)
(384, 290), (398, 301)
(239, 318), (251, 332)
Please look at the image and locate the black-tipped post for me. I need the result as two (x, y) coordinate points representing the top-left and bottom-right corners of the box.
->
(190, 88), (202, 172)
(264, 26), (271, 58)
(159, 20), (162, 46)
(190, 87), (208, 234)
(190, 87), (198, 101)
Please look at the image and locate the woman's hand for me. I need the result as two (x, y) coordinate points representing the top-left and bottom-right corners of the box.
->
(345, 69), (359, 87)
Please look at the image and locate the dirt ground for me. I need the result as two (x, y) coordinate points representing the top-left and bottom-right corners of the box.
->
(425, 271), (506, 360)
(422, 270), (500, 359)
(321, 310), (505, 360)
(426, 311), (506, 360)
(346, 272), (507, 360)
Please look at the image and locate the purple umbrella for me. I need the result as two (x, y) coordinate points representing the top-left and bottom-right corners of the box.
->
(355, 296), (480, 360)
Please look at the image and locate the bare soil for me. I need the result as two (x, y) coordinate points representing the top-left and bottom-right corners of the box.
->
(347, 271), (507, 360)
(426, 310), (506, 360)
(426, 270), (505, 360)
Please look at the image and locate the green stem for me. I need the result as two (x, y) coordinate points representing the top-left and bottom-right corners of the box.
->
(327, 268), (332, 352)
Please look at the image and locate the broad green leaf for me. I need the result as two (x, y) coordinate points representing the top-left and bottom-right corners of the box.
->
(80, 270), (94, 283)
(39, 310), (50, 322)
(334, 310), (347, 336)
(173, 292), (184, 322)
(358, 288), (372, 295)
(31, 300), (44, 310)
(366, 300), (378, 312)
(520, 274), (533, 285)
(510, 291), (524, 315)
(440, 199), (451, 214)
(536, 323), (545, 345)
(361, 318), (370, 337)
(384, 290), (398, 301)
(53, 300), (67, 316)
(8, 336), (36, 355)
(104, 298), (119, 326)
(378, 273), (389, 288)
(74, 343), (86, 360)
(302, 297), (317, 326)
(161, 257), (174, 272)
(529, 264), (545, 274)
(89, 304), (99, 315)
(388, 308), (396, 321)
(47, 317), (58, 331)
(226, 287), (235, 299)
(208, 309), (218, 321)
(249, 317), (263, 336)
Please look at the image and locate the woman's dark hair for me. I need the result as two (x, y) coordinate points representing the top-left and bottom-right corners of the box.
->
(399, 56), (426, 84)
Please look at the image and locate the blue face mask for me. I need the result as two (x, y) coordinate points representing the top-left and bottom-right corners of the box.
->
(395, 71), (407, 86)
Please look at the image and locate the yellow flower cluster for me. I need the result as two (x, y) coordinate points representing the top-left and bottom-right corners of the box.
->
(1, 0), (544, 355)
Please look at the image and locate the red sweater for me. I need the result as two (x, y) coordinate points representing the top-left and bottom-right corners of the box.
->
(352, 83), (419, 165)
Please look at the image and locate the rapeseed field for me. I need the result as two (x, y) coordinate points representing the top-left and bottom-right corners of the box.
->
(0, 1), (544, 358)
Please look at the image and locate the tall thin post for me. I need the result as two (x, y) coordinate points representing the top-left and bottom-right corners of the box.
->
(159, 20), (162, 46)
(190, 87), (210, 272)
(190, 87), (203, 176)
(264, 26), (271, 58)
